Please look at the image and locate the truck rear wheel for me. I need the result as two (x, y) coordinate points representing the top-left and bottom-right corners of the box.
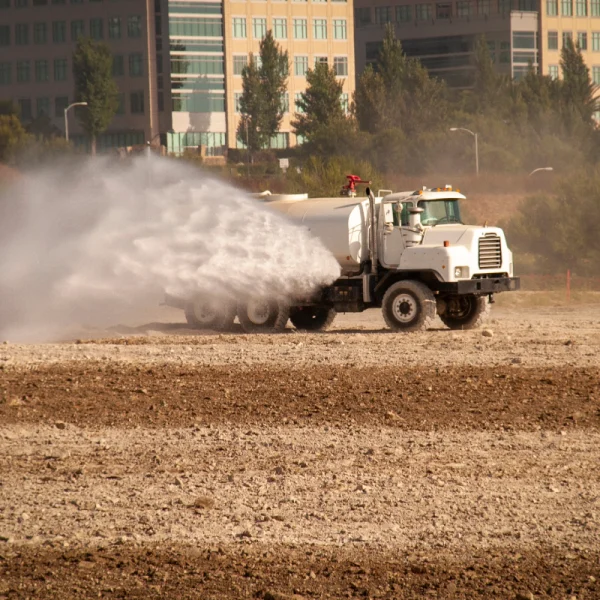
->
(237, 298), (289, 333)
(382, 280), (436, 332)
(439, 295), (490, 330)
(185, 297), (235, 331)
(289, 307), (336, 331)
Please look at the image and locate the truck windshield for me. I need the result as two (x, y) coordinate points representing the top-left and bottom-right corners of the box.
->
(418, 199), (462, 226)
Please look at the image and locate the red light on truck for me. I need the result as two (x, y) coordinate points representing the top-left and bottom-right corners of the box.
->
(444, 241), (450, 247)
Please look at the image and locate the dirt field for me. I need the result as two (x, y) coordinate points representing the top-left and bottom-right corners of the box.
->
(1, 300), (600, 599)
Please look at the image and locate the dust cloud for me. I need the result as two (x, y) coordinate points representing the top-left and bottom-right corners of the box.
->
(0, 155), (340, 341)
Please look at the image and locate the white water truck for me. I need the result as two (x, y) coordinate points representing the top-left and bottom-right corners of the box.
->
(165, 176), (520, 332)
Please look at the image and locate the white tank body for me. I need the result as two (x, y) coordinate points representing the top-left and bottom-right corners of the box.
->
(265, 197), (369, 274)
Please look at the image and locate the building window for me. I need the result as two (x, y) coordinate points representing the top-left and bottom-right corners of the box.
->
(499, 41), (510, 63)
(71, 20), (84, 41)
(170, 18), (222, 37)
(171, 56), (224, 75)
(396, 5), (412, 21)
(234, 92), (242, 113)
(112, 54), (124, 76)
(233, 55), (247, 75)
(295, 92), (304, 113)
(478, 0), (491, 15)
(436, 3), (452, 18)
(55, 96), (68, 117)
(593, 0), (600, 14)
(315, 56), (327, 67)
(34, 22), (47, 44)
(294, 18), (307, 39)
(16, 0), (28, 6)
(269, 132), (289, 149)
(313, 19), (327, 39)
(294, 55), (308, 75)
(109, 17), (121, 39)
(576, 0), (588, 14)
(35, 59), (49, 82)
(593, 65), (600, 83)
(375, 6), (392, 23)
(0, 62), (11, 85)
(333, 19), (347, 39)
(416, 3), (432, 20)
(52, 21), (66, 43)
(273, 18), (287, 39)
(115, 93), (125, 115)
(16, 24), (28, 45)
(130, 91), (144, 114)
(281, 91), (289, 113)
(593, 32), (600, 51)
(17, 60), (30, 82)
(513, 31), (536, 48)
(37, 97), (50, 117)
(129, 53), (143, 77)
(548, 65), (559, 79)
(548, 30), (558, 49)
(546, 0), (558, 13)
(90, 18), (103, 40)
(334, 56), (348, 76)
(356, 7), (371, 26)
(341, 92), (349, 113)
(561, 0), (573, 15)
(578, 31), (588, 49)
(456, 1), (473, 16)
(253, 17), (267, 39)
(127, 15), (142, 38)
(18, 99), (32, 121)
(563, 30), (573, 46)
(54, 58), (67, 81)
(498, 0), (511, 12)
(233, 17), (246, 38)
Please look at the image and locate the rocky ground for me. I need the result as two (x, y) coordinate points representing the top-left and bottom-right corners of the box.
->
(1, 300), (599, 599)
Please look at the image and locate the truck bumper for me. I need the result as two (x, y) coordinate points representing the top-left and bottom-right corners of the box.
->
(436, 276), (520, 295)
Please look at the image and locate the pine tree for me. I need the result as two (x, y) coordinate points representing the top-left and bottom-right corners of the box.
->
(72, 37), (119, 155)
(237, 31), (288, 151)
(292, 63), (345, 141)
(560, 36), (598, 124)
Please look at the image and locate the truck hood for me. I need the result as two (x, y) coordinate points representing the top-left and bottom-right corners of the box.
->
(421, 225), (505, 247)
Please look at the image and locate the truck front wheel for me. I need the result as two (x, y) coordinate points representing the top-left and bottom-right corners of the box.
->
(382, 280), (436, 332)
(185, 297), (236, 331)
(438, 295), (490, 330)
(290, 307), (336, 331)
(237, 298), (289, 333)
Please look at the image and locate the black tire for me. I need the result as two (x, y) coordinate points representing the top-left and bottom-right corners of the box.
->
(438, 295), (490, 330)
(289, 307), (336, 331)
(237, 298), (289, 333)
(184, 297), (236, 331)
(381, 280), (436, 332)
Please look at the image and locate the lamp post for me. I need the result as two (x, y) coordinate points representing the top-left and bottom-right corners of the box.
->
(449, 127), (479, 176)
(528, 167), (553, 176)
(64, 102), (87, 142)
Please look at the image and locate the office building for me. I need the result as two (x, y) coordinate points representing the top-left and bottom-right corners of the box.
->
(0, 0), (355, 155)
(354, 0), (541, 87)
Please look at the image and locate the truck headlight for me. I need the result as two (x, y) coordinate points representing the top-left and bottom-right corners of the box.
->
(454, 267), (469, 279)
(454, 267), (463, 278)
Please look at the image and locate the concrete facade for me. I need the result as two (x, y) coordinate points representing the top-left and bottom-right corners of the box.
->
(0, 0), (161, 149)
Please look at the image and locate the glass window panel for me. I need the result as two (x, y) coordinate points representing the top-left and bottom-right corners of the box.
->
(109, 17), (121, 39)
(293, 18), (307, 39)
(127, 15), (142, 38)
(294, 55), (308, 75)
(334, 56), (348, 76)
(16, 24), (28, 45)
(333, 19), (347, 39)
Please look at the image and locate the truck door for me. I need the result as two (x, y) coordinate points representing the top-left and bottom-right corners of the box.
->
(381, 202), (406, 268)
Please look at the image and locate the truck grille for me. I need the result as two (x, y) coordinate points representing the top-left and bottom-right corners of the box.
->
(478, 233), (502, 269)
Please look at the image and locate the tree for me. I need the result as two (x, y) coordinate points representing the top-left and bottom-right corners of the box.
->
(237, 31), (289, 152)
(72, 37), (119, 154)
(0, 115), (29, 162)
(559, 36), (598, 126)
(292, 63), (345, 142)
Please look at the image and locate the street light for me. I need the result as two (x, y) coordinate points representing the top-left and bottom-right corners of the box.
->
(449, 127), (479, 176)
(528, 167), (553, 176)
(64, 101), (88, 142)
